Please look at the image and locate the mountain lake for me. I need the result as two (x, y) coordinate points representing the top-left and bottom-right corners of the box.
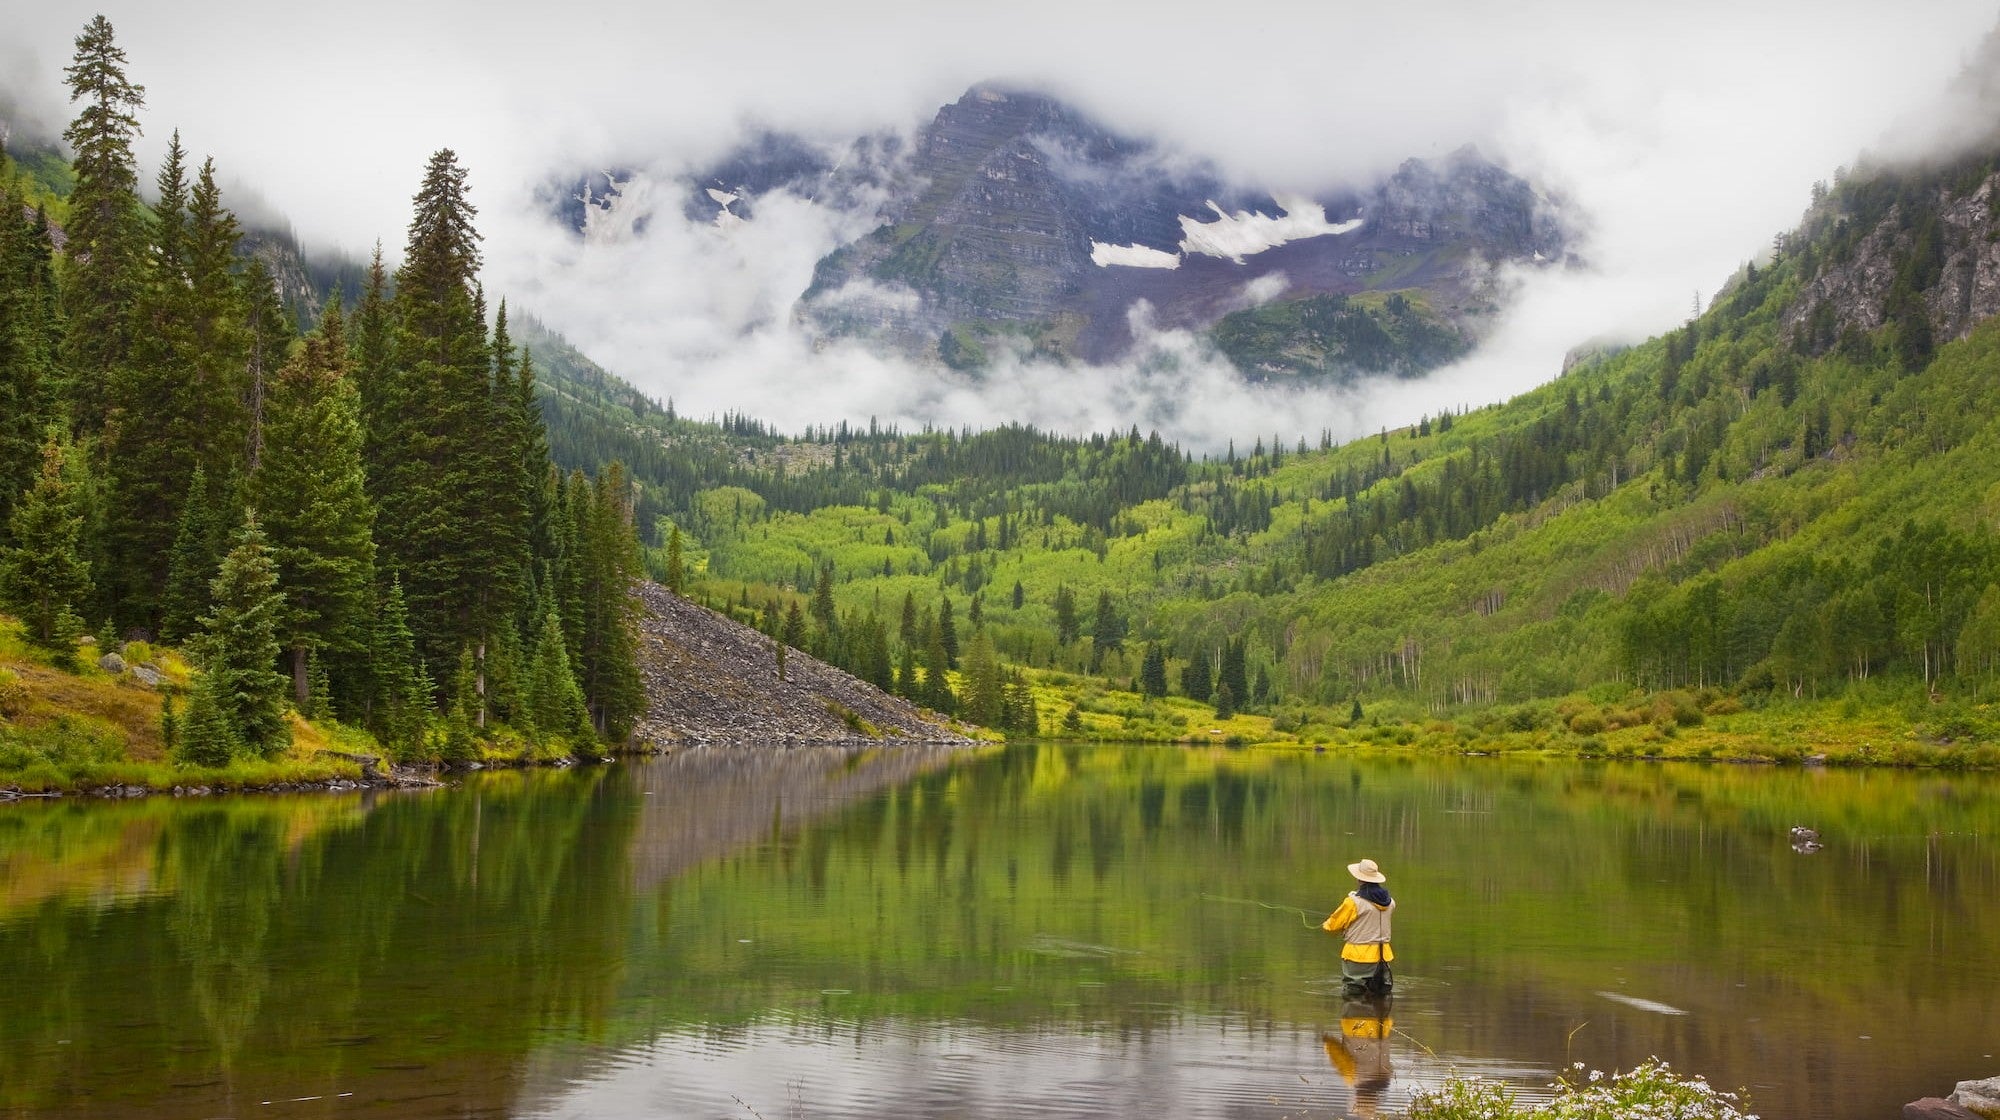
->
(1, 744), (1995, 1119)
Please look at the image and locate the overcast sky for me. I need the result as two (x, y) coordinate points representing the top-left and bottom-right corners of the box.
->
(5, 1), (1997, 446)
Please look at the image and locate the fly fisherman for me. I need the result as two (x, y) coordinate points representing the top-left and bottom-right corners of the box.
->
(1322, 858), (1394, 997)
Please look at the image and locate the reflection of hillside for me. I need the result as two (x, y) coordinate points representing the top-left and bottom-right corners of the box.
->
(627, 745), (971, 891)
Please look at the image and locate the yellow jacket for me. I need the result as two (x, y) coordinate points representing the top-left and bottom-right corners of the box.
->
(1323, 893), (1395, 964)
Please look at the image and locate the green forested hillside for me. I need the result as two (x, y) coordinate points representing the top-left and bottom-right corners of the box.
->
(604, 141), (2000, 757)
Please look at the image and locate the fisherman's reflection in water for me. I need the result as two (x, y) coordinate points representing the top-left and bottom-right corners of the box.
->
(1322, 997), (1393, 1119)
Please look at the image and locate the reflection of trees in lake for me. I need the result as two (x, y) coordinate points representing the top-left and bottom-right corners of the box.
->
(0, 769), (641, 1118)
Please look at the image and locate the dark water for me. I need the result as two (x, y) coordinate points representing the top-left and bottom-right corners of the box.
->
(2, 745), (1996, 1120)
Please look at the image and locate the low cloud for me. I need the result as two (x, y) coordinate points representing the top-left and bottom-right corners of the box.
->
(5, 1), (1999, 449)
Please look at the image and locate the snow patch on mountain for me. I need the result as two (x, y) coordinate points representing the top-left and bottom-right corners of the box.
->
(1090, 241), (1181, 269)
(1177, 195), (1362, 263)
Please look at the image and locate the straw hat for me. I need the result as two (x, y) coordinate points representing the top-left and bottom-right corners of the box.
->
(1347, 858), (1386, 883)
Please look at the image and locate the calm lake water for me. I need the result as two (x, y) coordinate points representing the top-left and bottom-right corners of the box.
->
(2, 745), (1996, 1120)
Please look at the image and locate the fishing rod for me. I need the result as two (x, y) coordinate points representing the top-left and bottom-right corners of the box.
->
(1198, 892), (1330, 929)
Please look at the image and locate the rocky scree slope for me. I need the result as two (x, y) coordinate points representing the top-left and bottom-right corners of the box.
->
(634, 581), (975, 747)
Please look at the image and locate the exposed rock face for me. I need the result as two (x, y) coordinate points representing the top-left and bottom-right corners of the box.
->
(633, 581), (975, 747)
(1783, 173), (2000, 352)
(794, 85), (1568, 367)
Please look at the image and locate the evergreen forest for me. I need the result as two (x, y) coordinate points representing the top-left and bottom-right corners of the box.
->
(0, 17), (643, 779)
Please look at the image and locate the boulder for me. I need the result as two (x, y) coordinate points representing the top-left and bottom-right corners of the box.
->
(1954, 1077), (2000, 1119)
(98, 652), (126, 674)
(130, 665), (163, 688)
(1906, 1099), (1981, 1120)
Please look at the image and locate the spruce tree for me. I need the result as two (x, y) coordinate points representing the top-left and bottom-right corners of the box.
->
(0, 434), (93, 662)
(1053, 584), (1078, 646)
(575, 464), (642, 740)
(251, 297), (376, 710)
(1213, 683), (1237, 720)
(924, 622), (956, 714)
(193, 516), (290, 757)
(963, 629), (1002, 725)
(1182, 651), (1213, 703)
(374, 150), (528, 680)
(185, 157), (250, 472)
(0, 151), (58, 524)
(1090, 589), (1123, 672)
(175, 671), (240, 767)
(368, 577), (431, 758)
(1140, 642), (1168, 699)
(160, 466), (233, 642)
(105, 137), (217, 628)
(59, 14), (147, 426)
(938, 595), (959, 669)
(525, 609), (590, 741)
(810, 562), (837, 635)
(1219, 637), (1249, 708)
(664, 525), (685, 593)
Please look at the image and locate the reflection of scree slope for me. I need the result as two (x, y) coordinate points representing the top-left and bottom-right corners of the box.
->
(634, 582), (976, 746)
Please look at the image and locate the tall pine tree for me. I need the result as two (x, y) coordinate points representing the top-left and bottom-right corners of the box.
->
(250, 296), (376, 710)
(58, 14), (147, 428)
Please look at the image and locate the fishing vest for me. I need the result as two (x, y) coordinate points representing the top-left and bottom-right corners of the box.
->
(1345, 894), (1394, 945)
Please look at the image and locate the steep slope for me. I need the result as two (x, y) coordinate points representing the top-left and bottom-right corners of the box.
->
(634, 582), (974, 746)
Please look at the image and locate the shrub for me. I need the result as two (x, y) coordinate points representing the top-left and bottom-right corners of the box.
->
(0, 668), (22, 717)
(1566, 711), (1607, 736)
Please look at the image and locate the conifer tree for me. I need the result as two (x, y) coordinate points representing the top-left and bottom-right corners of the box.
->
(160, 466), (234, 642)
(251, 297), (376, 709)
(441, 646), (478, 762)
(1214, 682), (1237, 720)
(1053, 584), (1078, 646)
(810, 562), (837, 635)
(899, 591), (918, 648)
(368, 577), (430, 758)
(0, 434), (92, 662)
(104, 136), (208, 627)
(186, 157), (250, 471)
(0, 155), (58, 529)
(59, 14), (147, 425)
(1090, 590), (1123, 672)
(1140, 642), (1168, 698)
(895, 643), (917, 698)
(939, 595), (959, 669)
(525, 609), (589, 741)
(782, 600), (806, 650)
(241, 255), (291, 470)
(175, 671), (239, 767)
(1182, 650), (1213, 703)
(664, 525), (685, 593)
(575, 464), (642, 739)
(192, 516), (289, 757)
(963, 629), (1002, 725)
(374, 149), (521, 678)
(924, 622), (956, 714)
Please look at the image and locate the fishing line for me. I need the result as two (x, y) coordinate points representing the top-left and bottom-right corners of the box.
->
(1198, 892), (1328, 929)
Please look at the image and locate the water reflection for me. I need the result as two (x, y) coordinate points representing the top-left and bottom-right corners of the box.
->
(1, 746), (1996, 1120)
